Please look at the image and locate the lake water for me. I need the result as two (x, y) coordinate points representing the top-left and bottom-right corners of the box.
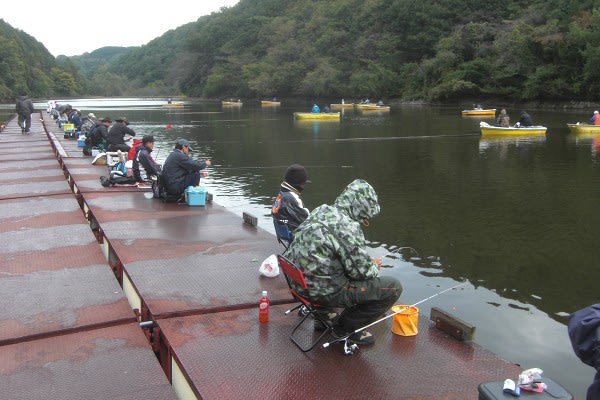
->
(2, 98), (597, 397)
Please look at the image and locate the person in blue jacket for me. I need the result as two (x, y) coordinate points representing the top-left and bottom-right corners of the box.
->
(162, 139), (211, 197)
(312, 104), (320, 113)
(568, 303), (600, 400)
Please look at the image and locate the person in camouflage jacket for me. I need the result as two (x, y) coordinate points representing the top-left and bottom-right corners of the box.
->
(286, 179), (402, 344)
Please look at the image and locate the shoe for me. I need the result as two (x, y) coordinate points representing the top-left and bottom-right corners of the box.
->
(313, 311), (339, 332)
(348, 330), (375, 345)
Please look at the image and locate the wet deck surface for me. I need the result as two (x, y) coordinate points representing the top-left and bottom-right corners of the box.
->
(0, 114), (520, 399)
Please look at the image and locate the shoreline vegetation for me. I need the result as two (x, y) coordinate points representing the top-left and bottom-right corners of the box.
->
(2, 2), (600, 105)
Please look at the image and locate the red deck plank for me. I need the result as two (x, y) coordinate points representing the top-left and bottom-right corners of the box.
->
(159, 305), (520, 400)
(0, 324), (177, 400)
(81, 191), (290, 317)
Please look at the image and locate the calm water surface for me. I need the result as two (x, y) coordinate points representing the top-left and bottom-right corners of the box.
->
(2, 99), (598, 397)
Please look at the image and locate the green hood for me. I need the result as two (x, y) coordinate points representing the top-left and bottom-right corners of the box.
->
(333, 179), (380, 222)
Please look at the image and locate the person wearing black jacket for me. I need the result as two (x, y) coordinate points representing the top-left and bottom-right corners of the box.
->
(15, 93), (35, 133)
(569, 304), (600, 400)
(107, 117), (136, 152)
(162, 139), (211, 196)
(133, 135), (161, 183)
(517, 111), (534, 127)
(272, 164), (310, 237)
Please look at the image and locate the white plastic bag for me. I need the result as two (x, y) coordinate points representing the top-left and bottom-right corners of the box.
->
(259, 254), (279, 277)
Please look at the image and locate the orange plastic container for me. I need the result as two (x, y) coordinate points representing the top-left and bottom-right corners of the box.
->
(390, 305), (419, 336)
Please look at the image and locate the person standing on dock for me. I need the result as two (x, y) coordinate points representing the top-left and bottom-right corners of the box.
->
(272, 164), (310, 238)
(162, 139), (211, 197)
(285, 179), (402, 345)
(15, 92), (35, 134)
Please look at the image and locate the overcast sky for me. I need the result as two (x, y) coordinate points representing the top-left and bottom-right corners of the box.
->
(2, 0), (240, 57)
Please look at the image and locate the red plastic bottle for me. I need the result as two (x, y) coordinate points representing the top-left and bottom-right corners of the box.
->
(259, 290), (270, 323)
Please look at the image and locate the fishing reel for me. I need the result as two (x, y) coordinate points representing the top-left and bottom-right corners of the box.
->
(343, 339), (358, 356)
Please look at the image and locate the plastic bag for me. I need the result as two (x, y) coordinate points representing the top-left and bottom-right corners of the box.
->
(259, 254), (279, 277)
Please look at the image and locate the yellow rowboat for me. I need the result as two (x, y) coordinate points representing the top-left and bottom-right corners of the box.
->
(480, 122), (546, 135)
(222, 101), (243, 106)
(261, 100), (281, 106)
(462, 108), (496, 116)
(293, 112), (341, 120)
(330, 103), (354, 109)
(567, 123), (600, 135)
(354, 104), (390, 111)
(163, 102), (184, 108)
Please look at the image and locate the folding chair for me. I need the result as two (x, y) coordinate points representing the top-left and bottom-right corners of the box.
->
(277, 254), (338, 352)
(273, 220), (293, 250)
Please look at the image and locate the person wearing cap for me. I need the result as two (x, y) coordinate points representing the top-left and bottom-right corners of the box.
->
(271, 164), (310, 238)
(132, 135), (162, 183)
(80, 113), (97, 136)
(286, 179), (402, 345)
(591, 111), (600, 125)
(107, 117), (136, 152)
(87, 117), (111, 149)
(161, 139), (211, 197)
(568, 303), (600, 399)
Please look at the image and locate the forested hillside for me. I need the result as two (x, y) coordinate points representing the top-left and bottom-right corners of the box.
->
(3, 0), (600, 102)
(0, 19), (84, 100)
(171, 0), (600, 101)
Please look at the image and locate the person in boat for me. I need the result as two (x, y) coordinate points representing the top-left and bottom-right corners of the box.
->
(495, 108), (510, 127)
(590, 111), (600, 125)
(568, 303), (600, 400)
(271, 164), (310, 240)
(162, 138), (211, 198)
(285, 179), (402, 345)
(517, 111), (534, 127)
(312, 104), (320, 113)
(133, 135), (162, 183)
(323, 105), (331, 113)
(107, 117), (136, 152)
(377, 100), (384, 106)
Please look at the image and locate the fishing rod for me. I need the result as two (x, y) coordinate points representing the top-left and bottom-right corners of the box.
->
(211, 165), (354, 170)
(322, 281), (467, 354)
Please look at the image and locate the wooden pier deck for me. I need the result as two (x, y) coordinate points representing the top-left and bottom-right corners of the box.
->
(0, 113), (521, 399)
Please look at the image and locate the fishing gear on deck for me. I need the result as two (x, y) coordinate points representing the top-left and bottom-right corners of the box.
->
(322, 281), (467, 355)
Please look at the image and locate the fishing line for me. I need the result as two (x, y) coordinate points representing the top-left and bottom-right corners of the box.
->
(211, 165), (354, 170)
(322, 281), (467, 350)
(336, 133), (479, 142)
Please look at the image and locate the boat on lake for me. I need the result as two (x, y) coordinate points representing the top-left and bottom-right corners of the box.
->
(462, 108), (496, 116)
(162, 101), (184, 108)
(261, 100), (281, 106)
(293, 112), (341, 120)
(480, 121), (547, 135)
(330, 103), (354, 109)
(567, 123), (600, 135)
(222, 100), (243, 106)
(354, 104), (390, 112)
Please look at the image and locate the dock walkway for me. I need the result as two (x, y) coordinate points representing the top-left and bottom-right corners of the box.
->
(0, 113), (520, 399)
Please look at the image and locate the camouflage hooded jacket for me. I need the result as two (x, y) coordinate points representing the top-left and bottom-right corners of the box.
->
(286, 179), (381, 299)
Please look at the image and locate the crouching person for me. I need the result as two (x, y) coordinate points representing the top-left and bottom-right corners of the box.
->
(133, 135), (161, 183)
(162, 139), (211, 198)
(285, 179), (402, 345)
